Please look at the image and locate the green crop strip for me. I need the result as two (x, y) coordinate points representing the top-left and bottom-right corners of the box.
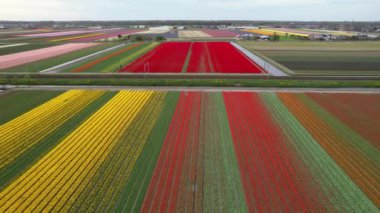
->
(181, 42), (193, 73)
(0, 90), (63, 125)
(0, 91), (116, 190)
(114, 92), (180, 212)
(203, 92), (247, 212)
(260, 93), (378, 211)
(69, 92), (167, 211)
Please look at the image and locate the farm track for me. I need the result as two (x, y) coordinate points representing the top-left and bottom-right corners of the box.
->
(279, 93), (380, 208)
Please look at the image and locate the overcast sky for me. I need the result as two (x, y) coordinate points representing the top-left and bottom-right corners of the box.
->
(0, 0), (379, 21)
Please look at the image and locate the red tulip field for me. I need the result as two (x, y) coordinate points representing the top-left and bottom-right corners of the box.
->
(120, 42), (264, 73)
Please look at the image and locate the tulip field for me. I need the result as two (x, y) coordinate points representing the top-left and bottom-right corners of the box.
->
(0, 43), (119, 73)
(201, 29), (239, 37)
(0, 43), (98, 70)
(243, 28), (310, 38)
(178, 29), (239, 38)
(121, 42), (264, 73)
(63, 42), (159, 73)
(0, 41), (264, 73)
(178, 30), (211, 38)
(0, 43), (58, 56)
(0, 89), (379, 212)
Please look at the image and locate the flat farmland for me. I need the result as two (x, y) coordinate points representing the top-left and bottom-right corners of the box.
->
(0, 43), (59, 56)
(0, 43), (99, 70)
(121, 42), (264, 73)
(178, 30), (211, 38)
(0, 43), (119, 73)
(0, 89), (378, 212)
(239, 41), (380, 76)
(62, 43), (159, 73)
(121, 42), (191, 73)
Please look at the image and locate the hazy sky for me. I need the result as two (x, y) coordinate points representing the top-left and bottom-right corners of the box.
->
(0, 0), (379, 21)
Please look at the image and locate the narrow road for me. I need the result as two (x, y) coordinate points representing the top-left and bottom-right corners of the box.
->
(231, 42), (289, 76)
(2, 85), (380, 94)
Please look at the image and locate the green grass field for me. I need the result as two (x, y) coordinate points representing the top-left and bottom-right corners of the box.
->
(238, 41), (380, 76)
